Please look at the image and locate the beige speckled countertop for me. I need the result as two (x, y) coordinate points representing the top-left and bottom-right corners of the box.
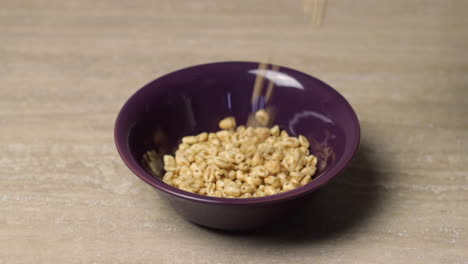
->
(1, 0), (467, 263)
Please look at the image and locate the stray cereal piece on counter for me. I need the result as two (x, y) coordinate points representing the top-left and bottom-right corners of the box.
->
(144, 110), (319, 198)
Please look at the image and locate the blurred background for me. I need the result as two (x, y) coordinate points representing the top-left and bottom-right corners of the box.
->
(1, 0), (467, 263)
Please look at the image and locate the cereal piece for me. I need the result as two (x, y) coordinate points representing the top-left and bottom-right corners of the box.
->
(184, 149), (196, 163)
(255, 109), (270, 126)
(176, 179), (187, 189)
(282, 154), (297, 172)
(251, 152), (263, 167)
(199, 161), (207, 170)
(178, 143), (190, 150)
(280, 130), (289, 138)
(216, 130), (231, 142)
(245, 175), (263, 186)
(264, 186), (278, 196)
(234, 153), (245, 164)
(298, 135), (309, 148)
(265, 160), (281, 174)
(210, 138), (221, 147)
(289, 178), (300, 186)
(192, 179), (204, 189)
(300, 147), (310, 155)
(163, 155), (177, 171)
(236, 170), (247, 181)
(242, 144), (256, 158)
(301, 166), (316, 176)
(213, 157), (231, 169)
(219, 151), (236, 163)
(270, 125), (280, 136)
(251, 165), (268, 178)
(206, 182), (216, 195)
(224, 184), (241, 197)
(283, 182), (298, 192)
(163, 172), (174, 182)
(264, 176), (282, 188)
(227, 170), (237, 180)
(253, 189), (265, 197)
(190, 163), (203, 178)
(179, 184), (192, 193)
(301, 175), (312, 186)
(216, 179), (225, 191)
(237, 162), (250, 171)
(271, 151), (284, 161)
(277, 172), (288, 185)
(194, 155), (204, 164)
(175, 155), (190, 167)
(214, 169), (227, 180)
(197, 132), (208, 142)
(308, 156), (318, 167)
(245, 126), (255, 136)
(211, 190), (223, 197)
(203, 165), (217, 183)
(219, 117), (236, 130)
(281, 137), (300, 148)
(257, 185), (266, 192)
(236, 125), (246, 133)
(255, 127), (271, 139)
(290, 171), (305, 181)
(182, 136), (198, 145)
(179, 166), (193, 178)
(223, 179), (235, 186)
(240, 184), (255, 194)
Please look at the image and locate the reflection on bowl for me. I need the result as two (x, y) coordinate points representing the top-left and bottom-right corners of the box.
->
(114, 61), (360, 230)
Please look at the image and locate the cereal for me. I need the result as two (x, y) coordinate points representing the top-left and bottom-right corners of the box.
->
(218, 117), (236, 130)
(255, 109), (270, 126)
(144, 110), (318, 198)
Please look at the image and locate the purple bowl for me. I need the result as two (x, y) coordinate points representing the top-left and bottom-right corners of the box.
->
(114, 61), (360, 230)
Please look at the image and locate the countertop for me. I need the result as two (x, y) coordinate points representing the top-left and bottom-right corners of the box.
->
(1, 0), (467, 263)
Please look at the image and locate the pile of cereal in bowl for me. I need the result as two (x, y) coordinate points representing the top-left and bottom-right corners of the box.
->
(143, 110), (318, 198)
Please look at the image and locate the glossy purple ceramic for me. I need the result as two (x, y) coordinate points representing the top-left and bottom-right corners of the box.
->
(114, 61), (360, 230)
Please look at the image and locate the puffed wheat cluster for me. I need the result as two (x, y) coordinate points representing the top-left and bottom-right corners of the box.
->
(150, 111), (318, 198)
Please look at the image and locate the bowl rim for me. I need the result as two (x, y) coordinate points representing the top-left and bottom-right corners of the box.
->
(114, 61), (360, 206)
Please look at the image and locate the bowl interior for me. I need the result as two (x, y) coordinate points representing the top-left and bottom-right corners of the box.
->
(115, 62), (360, 201)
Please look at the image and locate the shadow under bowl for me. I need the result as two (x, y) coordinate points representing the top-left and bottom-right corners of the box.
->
(114, 61), (360, 230)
